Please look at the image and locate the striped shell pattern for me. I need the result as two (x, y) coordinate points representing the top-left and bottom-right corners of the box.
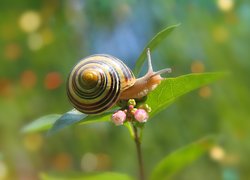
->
(67, 55), (135, 114)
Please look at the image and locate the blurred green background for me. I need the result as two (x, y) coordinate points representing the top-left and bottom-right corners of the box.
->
(0, 0), (249, 179)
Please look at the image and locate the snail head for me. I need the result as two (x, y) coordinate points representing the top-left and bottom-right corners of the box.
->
(120, 48), (171, 99)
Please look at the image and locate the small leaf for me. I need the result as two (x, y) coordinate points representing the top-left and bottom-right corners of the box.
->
(21, 114), (61, 133)
(147, 72), (225, 118)
(22, 110), (114, 134)
(150, 136), (215, 180)
(134, 24), (180, 76)
(48, 109), (114, 135)
(40, 172), (134, 180)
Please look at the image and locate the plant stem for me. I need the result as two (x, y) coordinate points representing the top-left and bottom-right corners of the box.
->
(133, 124), (145, 180)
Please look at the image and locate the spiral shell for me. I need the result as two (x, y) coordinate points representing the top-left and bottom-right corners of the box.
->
(67, 55), (135, 114)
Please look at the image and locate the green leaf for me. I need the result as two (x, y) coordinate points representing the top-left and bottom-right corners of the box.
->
(21, 114), (61, 133)
(147, 72), (225, 118)
(48, 109), (115, 135)
(150, 136), (215, 180)
(133, 24), (180, 76)
(21, 111), (113, 134)
(40, 172), (134, 180)
(22, 109), (113, 134)
(47, 109), (87, 135)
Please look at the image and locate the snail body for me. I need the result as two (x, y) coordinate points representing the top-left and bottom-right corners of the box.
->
(67, 49), (171, 114)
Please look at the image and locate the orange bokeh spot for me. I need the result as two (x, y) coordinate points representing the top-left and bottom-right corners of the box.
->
(0, 79), (13, 97)
(96, 153), (111, 170)
(4, 43), (22, 61)
(52, 152), (72, 171)
(191, 61), (205, 73)
(44, 72), (62, 90)
(20, 70), (37, 89)
(199, 86), (212, 98)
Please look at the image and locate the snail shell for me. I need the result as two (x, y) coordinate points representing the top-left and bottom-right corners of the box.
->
(67, 49), (171, 114)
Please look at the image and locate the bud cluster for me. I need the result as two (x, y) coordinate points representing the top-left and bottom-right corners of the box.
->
(111, 99), (151, 126)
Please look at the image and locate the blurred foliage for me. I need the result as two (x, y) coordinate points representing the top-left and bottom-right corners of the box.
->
(0, 0), (250, 179)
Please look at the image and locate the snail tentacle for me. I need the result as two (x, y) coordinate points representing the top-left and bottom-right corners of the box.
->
(120, 48), (171, 99)
(146, 48), (153, 74)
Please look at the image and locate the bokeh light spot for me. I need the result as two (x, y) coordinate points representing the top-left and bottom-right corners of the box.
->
(0, 79), (13, 97)
(217, 0), (234, 12)
(27, 33), (44, 51)
(0, 161), (8, 179)
(20, 70), (37, 89)
(52, 153), (72, 171)
(44, 72), (62, 90)
(210, 146), (225, 161)
(213, 26), (229, 43)
(41, 28), (54, 45)
(191, 61), (205, 73)
(199, 86), (212, 98)
(19, 11), (41, 33)
(96, 153), (111, 170)
(23, 133), (44, 152)
(4, 43), (22, 61)
(81, 152), (97, 172)
(114, 3), (131, 21)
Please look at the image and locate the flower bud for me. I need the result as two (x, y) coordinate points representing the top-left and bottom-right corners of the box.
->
(128, 105), (134, 111)
(131, 108), (137, 115)
(111, 110), (126, 126)
(128, 99), (136, 106)
(134, 109), (149, 123)
(138, 104), (152, 113)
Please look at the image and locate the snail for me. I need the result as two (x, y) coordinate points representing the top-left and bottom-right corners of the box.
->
(67, 48), (171, 114)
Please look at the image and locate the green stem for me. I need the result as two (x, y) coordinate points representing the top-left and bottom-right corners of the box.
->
(133, 124), (145, 180)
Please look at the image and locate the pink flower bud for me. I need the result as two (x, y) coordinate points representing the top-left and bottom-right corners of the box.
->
(134, 109), (149, 123)
(128, 105), (134, 110)
(111, 110), (126, 126)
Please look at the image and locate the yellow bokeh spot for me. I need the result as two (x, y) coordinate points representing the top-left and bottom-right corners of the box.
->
(41, 28), (54, 45)
(23, 133), (44, 152)
(19, 11), (41, 33)
(210, 146), (225, 161)
(217, 0), (234, 12)
(213, 26), (229, 43)
(81, 152), (97, 172)
(0, 161), (8, 179)
(27, 33), (43, 51)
